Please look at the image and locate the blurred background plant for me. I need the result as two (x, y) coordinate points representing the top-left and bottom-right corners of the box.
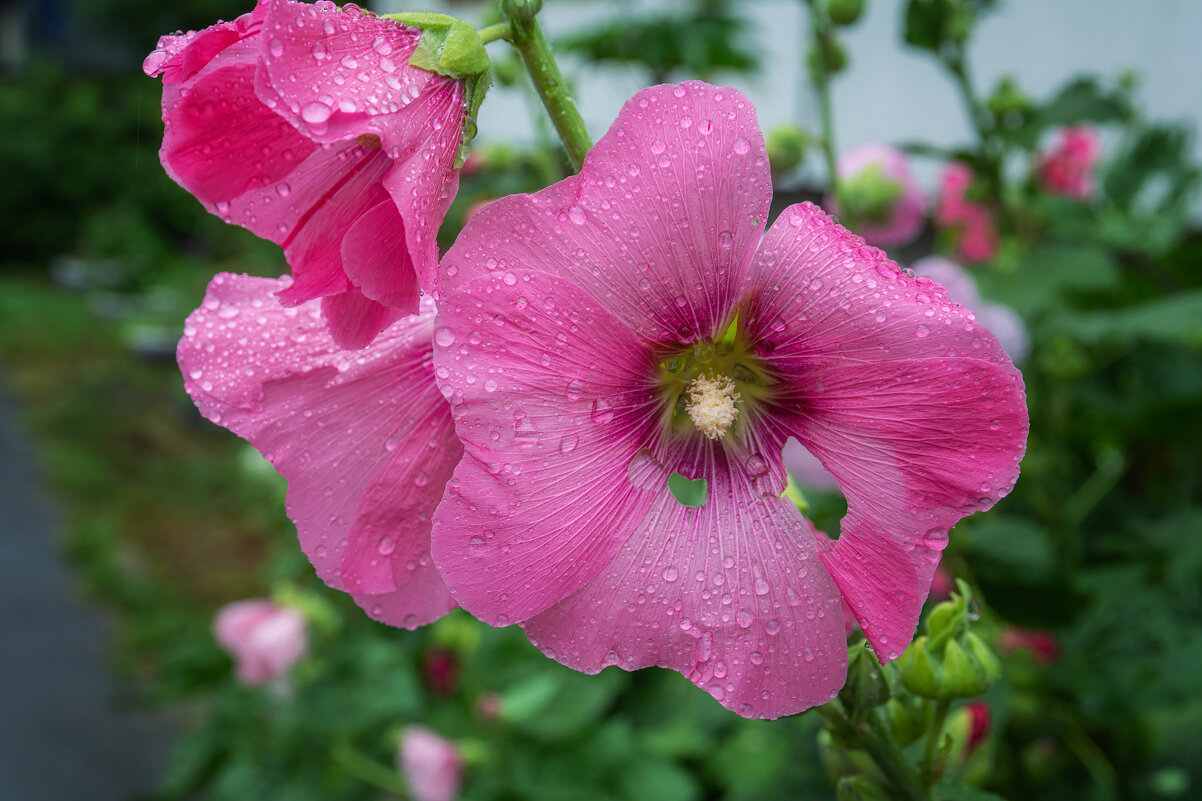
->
(1, 0), (1199, 799)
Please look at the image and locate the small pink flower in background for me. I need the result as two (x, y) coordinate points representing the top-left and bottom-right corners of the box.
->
(999, 625), (1062, 665)
(1038, 126), (1100, 199)
(179, 273), (461, 629)
(431, 82), (1028, 718)
(398, 726), (462, 801)
(929, 565), (955, 601)
(936, 162), (999, 263)
(213, 599), (307, 685)
(912, 256), (1030, 362)
(964, 700), (992, 757)
(824, 143), (925, 248)
(145, 0), (470, 348)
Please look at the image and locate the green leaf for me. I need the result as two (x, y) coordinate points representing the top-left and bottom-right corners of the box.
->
(1051, 291), (1202, 346)
(501, 665), (628, 740)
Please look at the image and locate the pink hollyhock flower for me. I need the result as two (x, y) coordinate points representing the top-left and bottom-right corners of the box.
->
(179, 273), (460, 628)
(999, 625), (1061, 665)
(430, 82), (1028, 718)
(912, 256), (1029, 362)
(936, 163), (999, 263)
(824, 143), (925, 248)
(145, 0), (472, 348)
(398, 726), (462, 801)
(1037, 126), (1100, 199)
(213, 599), (307, 685)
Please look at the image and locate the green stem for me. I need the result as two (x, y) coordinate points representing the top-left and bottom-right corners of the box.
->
(330, 741), (409, 795)
(477, 22), (512, 44)
(805, 0), (841, 213)
(921, 699), (952, 784)
(503, 6), (592, 172)
(817, 702), (931, 801)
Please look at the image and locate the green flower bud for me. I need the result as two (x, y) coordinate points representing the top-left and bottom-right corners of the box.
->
(500, 0), (543, 25)
(883, 696), (931, 748)
(986, 76), (1030, 117)
(828, 0), (865, 26)
(807, 34), (847, 77)
(838, 643), (892, 714)
(765, 123), (809, 174)
(894, 581), (1003, 700)
(838, 163), (904, 224)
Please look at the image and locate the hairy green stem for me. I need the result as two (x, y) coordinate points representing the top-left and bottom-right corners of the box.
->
(503, 7), (592, 172)
(477, 22), (512, 44)
(817, 701), (931, 801)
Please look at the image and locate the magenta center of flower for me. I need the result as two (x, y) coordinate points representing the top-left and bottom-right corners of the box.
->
(656, 328), (775, 443)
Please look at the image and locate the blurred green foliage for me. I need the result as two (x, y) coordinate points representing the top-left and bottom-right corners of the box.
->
(0, 1), (1199, 800)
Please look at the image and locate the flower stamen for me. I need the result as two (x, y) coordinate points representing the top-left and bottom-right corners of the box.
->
(686, 374), (741, 440)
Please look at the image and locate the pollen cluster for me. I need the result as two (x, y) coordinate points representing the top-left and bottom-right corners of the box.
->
(686, 374), (741, 440)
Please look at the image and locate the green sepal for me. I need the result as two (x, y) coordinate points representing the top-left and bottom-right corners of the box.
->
(406, 16), (490, 79)
(391, 13), (493, 167)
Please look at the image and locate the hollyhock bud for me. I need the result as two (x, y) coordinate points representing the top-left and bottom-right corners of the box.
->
(1037, 126), (1100, 199)
(825, 144), (925, 248)
(213, 599), (307, 686)
(894, 581), (1002, 700)
(935, 163), (999, 263)
(838, 642), (891, 714)
(423, 646), (460, 697)
(398, 726), (462, 801)
(765, 123), (809, 176)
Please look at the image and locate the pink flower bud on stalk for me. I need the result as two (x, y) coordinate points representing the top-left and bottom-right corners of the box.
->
(936, 163), (999, 263)
(398, 727), (462, 801)
(213, 599), (307, 686)
(1037, 126), (1101, 199)
(824, 144), (926, 248)
(144, 0), (490, 348)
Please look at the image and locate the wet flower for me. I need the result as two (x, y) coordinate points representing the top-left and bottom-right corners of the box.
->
(935, 162), (998, 263)
(912, 256), (1029, 362)
(179, 273), (460, 628)
(431, 82), (1028, 718)
(145, 0), (481, 348)
(1037, 126), (1100, 199)
(825, 143), (925, 248)
(213, 598), (307, 685)
(398, 726), (462, 801)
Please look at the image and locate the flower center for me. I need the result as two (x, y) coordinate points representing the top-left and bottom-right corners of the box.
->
(656, 319), (776, 443)
(686, 374), (740, 439)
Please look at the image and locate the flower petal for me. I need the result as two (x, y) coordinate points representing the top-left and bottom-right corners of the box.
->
(522, 457), (847, 720)
(747, 203), (1014, 368)
(797, 358), (1027, 659)
(438, 81), (771, 342)
(179, 273), (459, 628)
(257, 0), (425, 147)
(340, 199), (422, 310)
(431, 270), (659, 624)
(320, 290), (407, 351)
(745, 204), (1026, 657)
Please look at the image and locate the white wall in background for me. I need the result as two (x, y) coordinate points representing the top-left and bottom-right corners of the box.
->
(384, 0), (1202, 195)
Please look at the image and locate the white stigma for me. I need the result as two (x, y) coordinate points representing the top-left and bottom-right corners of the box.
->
(686, 374), (741, 440)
